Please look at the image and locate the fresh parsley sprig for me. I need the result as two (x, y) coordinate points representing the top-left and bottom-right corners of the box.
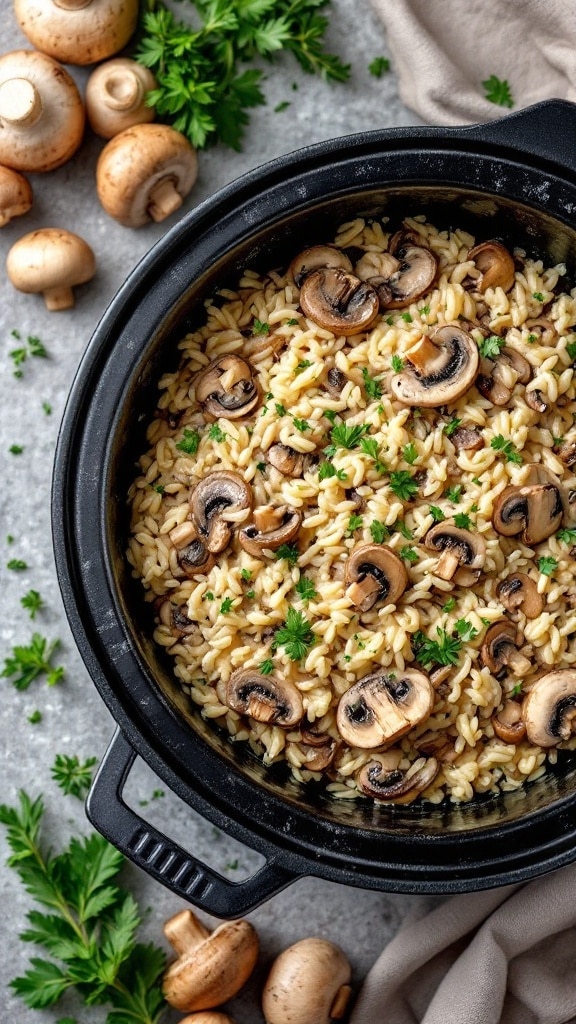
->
(272, 606), (315, 661)
(1, 634), (64, 689)
(51, 754), (97, 799)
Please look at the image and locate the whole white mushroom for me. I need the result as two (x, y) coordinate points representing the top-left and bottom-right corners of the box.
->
(262, 937), (352, 1024)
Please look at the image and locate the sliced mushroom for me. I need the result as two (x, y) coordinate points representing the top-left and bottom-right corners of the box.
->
(391, 325), (479, 408)
(468, 240), (516, 293)
(357, 755), (439, 802)
(496, 573), (544, 619)
(178, 539), (215, 577)
(190, 471), (253, 554)
(158, 600), (199, 638)
(554, 436), (576, 468)
(522, 669), (576, 747)
(299, 267), (379, 336)
(325, 366), (349, 395)
(476, 372), (512, 406)
(345, 544), (409, 612)
(290, 244), (352, 288)
(362, 244), (437, 309)
(477, 345), (532, 406)
(337, 669), (433, 748)
(448, 424), (484, 451)
(225, 669), (303, 727)
(239, 505), (302, 557)
(481, 621), (532, 677)
(266, 443), (308, 477)
(295, 731), (338, 772)
(491, 701), (526, 744)
(525, 388), (549, 414)
(424, 522), (486, 582)
(193, 355), (260, 419)
(492, 479), (563, 546)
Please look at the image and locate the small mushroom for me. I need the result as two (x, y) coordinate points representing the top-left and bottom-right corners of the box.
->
(554, 436), (576, 468)
(262, 937), (352, 1024)
(424, 522), (486, 582)
(6, 228), (96, 310)
(491, 701), (526, 744)
(448, 424), (484, 452)
(158, 600), (199, 638)
(162, 908), (258, 1012)
(96, 123), (198, 227)
(325, 366), (349, 395)
(391, 325), (479, 408)
(525, 388), (549, 414)
(345, 543), (408, 612)
(481, 621), (532, 678)
(299, 267), (379, 336)
(477, 346), (531, 406)
(492, 478), (563, 546)
(266, 443), (310, 477)
(0, 166), (32, 226)
(14, 0), (138, 65)
(86, 58), (156, 138)
(225, 669), (304, 727)
(337, 669), (434, 749)
(190, 471), (253, 553)
(496, 573), (544, 619)
(468, 240), (516, 293)
(522, 669), (576, 747)
(0, 50), (84, 171)
(193, 355), (260, 420)
(357, 755), (439, 802)
(177, 539), (215, 577)
(239, 505), (302, 557)
(296, 731), (338, 772)
(290, 244), (352, 288)
(179, 1015), (235, 1024)
(361, 243), (437, 309)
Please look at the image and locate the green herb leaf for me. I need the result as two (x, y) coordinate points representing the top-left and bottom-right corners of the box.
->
(399, 545), (418, 564)
(413, 626), (462, 668)
(454, 618), (479, 642)
(220, 597), (233, 613)
(538, 556), (558, 577)
(442, 596), (456, 613)
(368, 55), (390, 77)
(21, 590), (43, 619)
(252, 318), (270, 335)
(532, 291), (545, 302)
(259, 658), (274, 675)
(9, 444), (23, 455)
(325, 422), (369, 457)
(391, 354), (405, 372)
(294, 576), (317, 603)
(482, 74), (514, 108)
(490, 434), (523, 464)
(346, 514), (363, 535)
(402, 442), (418, 465)
(478, 335), (505, 359)
(208, 423), (227, 442)
(454, 512), (472, 530)
(51, 754), (97, 799)
(294, 359), (312, 375)
(8, 558), (27, 571)
(361, 367), (382, 400)
(389, 470), (418, 502)
(370, 520), (389, 544)
(292, 417), (310, 432)
(443, 416), (462, 437)
(175, 427), (201, 455)
(429, 505), (446, 523)
(318, 460), (347, 482)
(28, 710), (42, 724)
(445, 485), (463, 503)
(1, 634), (64, 690)
(275, 543), (299, 565)
(557, 527), (576, 544)
(272, 607), (315, 661)
(240, 568), (253, 581)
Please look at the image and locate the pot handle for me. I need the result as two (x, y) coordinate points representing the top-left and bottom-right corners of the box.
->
(87, 729), (298, 918)
(456, 99), (576, 171)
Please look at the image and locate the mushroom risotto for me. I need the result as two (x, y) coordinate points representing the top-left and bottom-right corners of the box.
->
(127, 215), (576, 805)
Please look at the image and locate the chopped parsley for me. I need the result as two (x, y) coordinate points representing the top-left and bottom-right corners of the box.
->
(246, 589), (256, 599)
(27, 335), (47, 358)
(220, 597), (233, 614)
(295, 577), (318, 603)
(28, 709), (42, 724)
(391, 355), (405, 373)
(532, 292), (545, 302)
(537, 556), (558, 577)
(454, 512), (472, 530)
(1, 634), (64, 689)
(400, 545), (418, 564)
(294, 359), (312, 375)
(477, 335), (505, 359)
(413, 626), (462, 668)
(256, 461), (267, 472)
(394, 519), (414, 540)
(511, 682), (523, 697)
(175, 427), (201, 454)
(318, 461), (347, 482)
(7, 559), (27, 571)
(566, 340), (576, 361)
(42, 401), (52, 415)
(400, 311), (413, 323)
(429, 505), (446, 523)
(490, 434), (523, 465)
(51, 753), (98, 799)
(9, 444), (23, 455)
(324, 422), (369, 457)
(252, 319), (270, 335)
(272, 607), (316, 662)
(346, 514), (363, 534)
(287, 317), (300, 326)
(442, 596), (456, 613)
(21, 590), (43, 619)
(445, 485), (463, 503)
(208, 423), (227, 442)
(370, 520), (389, 544)
(259, 658), (274, 675)
(274, 100), (290, 112)
(443, 416), (462, 437)
(275, 402), (287, 416)
(275, 543), (299, 565)
(389, 470), (418, 502)
(369, 55), (391, 77)
(293, 417), (310, 432)
(402, 442), (418, 465)
(361, 367), (383, 400)
(557, 527), (576, 544)
(454, 618), (479, 642)
(240, 568), (253, 581)
(482, 74), (514, 108)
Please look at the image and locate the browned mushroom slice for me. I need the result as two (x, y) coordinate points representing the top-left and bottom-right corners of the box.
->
(266, 443), (309, 477)
(225, 669), (303, 727)
(477, 346), (531, 407)
(193, 355), (260, 419)
(345, 543), (409, 612)
(476, 372), (513, 406)
(525, 388), (548, 414)
(299, 268), (379, 336)
(491, 701), (526, 744)
(391, 326), (479, 408)
(357, 755), (439, 802)
(496, 573), (544, 619)
(380, 245), (438, 309)
(481, 621), (532, 678)
(522, 669), (576, 747)
(468, 240), (516, 293)
(449, 425), (484, 451)
(297, 732), (338, 771)
(238, 505), (302, 557)
(289, 244), (352, 288)
(177, 539), (215, 577)
(325, 366), (349, 395)
(492, 480), (563, 546)
(388, 227), (426, 254)
(190, 471), (253, 553)
(555, 436), (576, 468)
(424, 522), (486, 582)
(337, 669), (434, 748)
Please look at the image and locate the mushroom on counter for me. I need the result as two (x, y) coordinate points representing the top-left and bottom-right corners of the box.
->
(299, 267), (380, 336)
(86, 58), (156, 138)
(468, 239), (516, 293)
(162, 908), (259, 1012)
(14, 0), (138, 65)
(225, 668), (304, 727)
(424, 522), (486, 583)
(179, 1015), (236, 1024)
(481, 620), (532, 678)
(0, 165), (32, 226)
(355, 240), (437, 309)
(193, 355), (260, 419)
(190, 471), (253, 554)
(492, 474), (563, 546)
(6, 228), (96, 310)
(290, 244), (353, 287)
(239, 505), (302, 557)
(522, 670), (576, 747)
(390, 325), (479, 408)
(262, 937), (352, 1024)
(491, 700), (526, 744)
(357, 754), (439, 802)
(496, 572), (544, 619)
(344, 543), (409, 612)
(336, 668), (434, 748)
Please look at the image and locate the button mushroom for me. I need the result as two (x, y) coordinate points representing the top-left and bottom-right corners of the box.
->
(0, 165), (32, 227)
(358, 242), (437, 309)
(468, 239), (516, 293)
(345, 543), (409, 612)
(477, 346), (531, 406)
(492, 478), (563, 546)
(390, 326), (479, 408)
(239, 505), (302, 557)
(325, 366), (349, 395)
(290, 244), (352, 288)
(157, 600), (199, 638)
(357, 754), (439, 802)
(193, 355), (260, 420)
(14, 0), (138, 65)
(496, 572), (544, 619)
(481, 620), (532, 678)
(522, 669), (576, 747)
(190, 471), (253, 553)
(554, 436), (576, 468)
(177, 539), (215, 577)
(262, 937), (352, 1024)
(266, 443), (313, 477)
(299, 267), (379, 336)
(491, 701), (526, 744)
(336, 668), (434, 749)
(225, 668), (304, 727)
(6, 228), (96, 310)
(96, 123), (198, 227)
(162, 908), (259, 1012)
(86, 58), (156, 138)
(179, 1015), (235, 1024)
(448, 424), (484, 452)
(0, 50), (84, 172)
(424, 522), (486, 582)
(295, 730), (338, 772)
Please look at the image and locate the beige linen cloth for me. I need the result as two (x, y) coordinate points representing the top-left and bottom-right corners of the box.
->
(350, 863), (576, 1023)
(370, 0), (576, 124)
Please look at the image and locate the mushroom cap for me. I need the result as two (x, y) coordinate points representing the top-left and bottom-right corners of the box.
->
(96, 123), (198, 227)
(14, 0), (139, 65)
(424, 521), (486, 580)
(193, 355), (260, 419)
(299, 267), (379, 336)
(0, 50), (84, 171)
(491, 701), (526, 744)
(179, 1015), (236, 1024)
(225, 668), (304, 727)
(366, 243), (438, 309)
(345, 543), (409, 612)
(177, 538), (215, 577)
(262, 937), (351, 1024)
(357, 755), (439, 802)
(190, 471), (253, 553)
(448, 424), (484, 451)
(163, 917), (259, 1012)
(290, 244), (352, 288)
(496, 572), (544, 619)
(481, 620), (525, 675)
(86, 58), (156, 138)
(0, 165), (32, 226)
(336, 668), (434, 749)
(391, 325), (479, 408)
(468, 239), (516, 293)
(492, 480), (563, 546)
(6, 228), (96, 310)
(266, 443), (307, 477)
(522, 669), (576, 747)
(239, 505), (302, 557)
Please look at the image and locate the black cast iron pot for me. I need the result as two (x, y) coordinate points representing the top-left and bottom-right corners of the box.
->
(53, 99), (576, 918)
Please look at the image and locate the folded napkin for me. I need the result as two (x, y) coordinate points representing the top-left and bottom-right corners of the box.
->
(370, 0), (576, 125)
(350, 862), (576, 1024)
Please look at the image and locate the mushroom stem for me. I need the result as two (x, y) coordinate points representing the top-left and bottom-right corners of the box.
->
(347, 576), (381, 609)
(103, 69), (143, 110)
(0, 78), (42, 127)
(148, 176), (184, 222)
(330, 985), (352, 1019)
(434, 548), (460, 581)
(54, 0), (93, 8)
(507, 650), (532, 676)
(405, 335), (440, 372)
(43, 284), (75, 311)
(164, 910), (211, 955)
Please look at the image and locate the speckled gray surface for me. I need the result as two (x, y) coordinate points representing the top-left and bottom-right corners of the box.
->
(0, 4), (431, 1021)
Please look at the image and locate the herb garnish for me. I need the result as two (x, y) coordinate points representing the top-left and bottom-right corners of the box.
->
(478, 335), (505, 359)
(400, 545), (418, 564)
(370, 520), (389, 544)
(389, 470), (418, 502)
(175, 427), (201, 454)
(272, 607), (316, 661)
(7, 558), (27, 571)
(275, 543), (300, 565)
(482, 74), (514, 108)
(324, 422), (368, 457)
(454, 618), (479, 642)
(445, 485), (463, 503)
(21, 590), (43, 619)
(220, 597), (234, 613)
(259, 658), (274, 675)
(346, 514), (363, 534)
(443, 416), (461, 437)
(454, 512), (472, 530)
(361, 367), (383, 399)
(294, 359), (312, 375)
(295, 576), (317, 603)
(209, 423), (227, 442)
(429, 505), (446, 523)
(413, 626), (462, 668)
(538, 556), (558, 577)
(402, 442), (418, 465)
(369, 55), (390, 77)
(557, 527), (576, 544)
(1, 634), (64, 689)
(391, 355), (405, 372)
(318, 461), (347, 482)
(51, 753), (97, 799)
(490, 434), (523, 465)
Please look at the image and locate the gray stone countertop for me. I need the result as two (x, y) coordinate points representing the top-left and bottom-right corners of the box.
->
(0, 4), (431, 1021)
